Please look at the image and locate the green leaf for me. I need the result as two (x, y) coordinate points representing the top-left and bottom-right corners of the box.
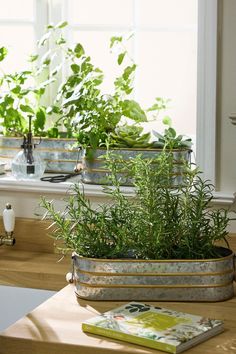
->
(56, 36), (66, 45)
(33, 87), (45, 96)
(118, 52), (125, 65)
(162, 116), (172, 126)
(40, 50), (53, 66)
(28, 54), (38, 62)
(166, 127), (176, 138)
(121, 100), (147, 122)
(34, 107), (46, 131)
(46, 105), (61, 115)
(146, 103), (159, 112)
(147, 97), (171, 113)
(11, 86), (21, 94)
(47, 23), (54, 29)
(20, 104), (34, 114)
(46, 127), (59, 138)
(55, 21), (68, 29)
(74, 43), (85, 58)
(0, 47), (8, 62)
(43, 58), (51, 66)
(71, 64), (80, 73)
(50, 66), (60, 77)
(4, 95), (14, 106)
(38, 32), (51, 47)
(110, 36), (122, 48)
(123, 64), (136, 80)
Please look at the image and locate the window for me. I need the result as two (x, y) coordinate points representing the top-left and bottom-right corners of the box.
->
(0, 0), (47, 72)
(66, 0), (198, 140)
(0, 0), (217, 184)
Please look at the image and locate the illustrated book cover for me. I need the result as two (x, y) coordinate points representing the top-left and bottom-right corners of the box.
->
(82, 302), (224, 353)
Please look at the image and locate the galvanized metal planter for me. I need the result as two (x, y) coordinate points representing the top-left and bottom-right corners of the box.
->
(0, 136), (79, 173)
(73, 248), (235, 302)
(81, 147), (191, 186)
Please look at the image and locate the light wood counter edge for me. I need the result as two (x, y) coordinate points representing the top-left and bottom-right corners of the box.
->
(0, 284), (236, 354)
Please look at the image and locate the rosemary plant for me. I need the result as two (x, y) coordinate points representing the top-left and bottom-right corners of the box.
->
(41, 151), (231, 260)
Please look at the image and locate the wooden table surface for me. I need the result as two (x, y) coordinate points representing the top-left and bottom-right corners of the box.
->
(0, 284), (236, 354)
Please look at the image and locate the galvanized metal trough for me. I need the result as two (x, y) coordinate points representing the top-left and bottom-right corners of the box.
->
(81, 147), (191, 186)
(72, 247), (235, 302)
(0, 136), (79, 173)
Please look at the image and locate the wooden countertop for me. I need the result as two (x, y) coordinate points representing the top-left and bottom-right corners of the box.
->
(0, 217), (71, 291)
(0, 284), (236, 354)
(0, 248), (70, 291)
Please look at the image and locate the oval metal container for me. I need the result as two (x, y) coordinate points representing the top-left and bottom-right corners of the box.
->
(73, 247), (235, 302)
(81, 147), (191, 186)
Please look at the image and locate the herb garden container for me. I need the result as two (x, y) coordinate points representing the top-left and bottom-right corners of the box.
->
(81, 147), (191, 186)
(0, 136), (79, 173)
(72, 248), (235, 302)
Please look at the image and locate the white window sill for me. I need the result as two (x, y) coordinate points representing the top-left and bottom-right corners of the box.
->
(0, 173), (235, 205)
(0, 173), (133, 198)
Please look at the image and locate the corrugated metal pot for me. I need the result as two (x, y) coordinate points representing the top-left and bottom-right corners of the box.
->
(81, 147), (191, 186)
(0, 136), (79, 173)
(72, 247), (235, 302)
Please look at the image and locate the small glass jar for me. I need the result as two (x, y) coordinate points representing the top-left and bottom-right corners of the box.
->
(11, 149), (45, 180)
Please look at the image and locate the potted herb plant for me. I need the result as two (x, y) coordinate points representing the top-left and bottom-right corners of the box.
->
(0, 24), (153, 174)
(41, 150), (235, 302)
(50, 32), (192, 185)
(81, 116), (192, 185)
(0, 22), (81, 173)
(0, 22), (192, 177)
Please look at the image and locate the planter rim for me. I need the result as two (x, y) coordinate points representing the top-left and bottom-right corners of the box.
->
(0, 135), (78, 142)
(72, 247), (234, 263)
(85, 147), (191, 152)
(0, 137), (191, 150)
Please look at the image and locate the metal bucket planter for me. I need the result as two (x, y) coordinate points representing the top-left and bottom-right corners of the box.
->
(81, 147), (191, 186)
(72, 247), (235, 302)
(0, 136), (79, 173)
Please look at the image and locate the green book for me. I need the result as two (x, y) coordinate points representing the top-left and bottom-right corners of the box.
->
(82, 302), (223, 354)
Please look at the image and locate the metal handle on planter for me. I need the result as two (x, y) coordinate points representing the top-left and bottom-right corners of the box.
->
(74, 146), (83, 173)
(66, 253), (77, 284)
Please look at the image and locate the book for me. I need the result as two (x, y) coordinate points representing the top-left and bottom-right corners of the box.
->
(82, 302), (224, 353)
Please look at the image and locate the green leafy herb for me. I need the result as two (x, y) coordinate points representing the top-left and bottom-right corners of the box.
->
(41, 150), (232, 260)
(0, 47), (8, 62)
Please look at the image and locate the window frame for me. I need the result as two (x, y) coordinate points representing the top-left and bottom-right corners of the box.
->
(196, 0), (218, 185)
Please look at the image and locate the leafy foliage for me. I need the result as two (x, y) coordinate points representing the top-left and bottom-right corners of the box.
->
(41, 151), (231, 260)
(0, 23), (68, 136)
(50, 33), (148, 146)
(0, 22), (192, 150)
(152, 117), (192, 149)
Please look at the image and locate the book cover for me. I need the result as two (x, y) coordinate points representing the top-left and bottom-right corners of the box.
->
(82, 302), (224, 353)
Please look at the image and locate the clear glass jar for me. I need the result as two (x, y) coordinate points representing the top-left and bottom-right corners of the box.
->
(11, 149), (46, 180)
